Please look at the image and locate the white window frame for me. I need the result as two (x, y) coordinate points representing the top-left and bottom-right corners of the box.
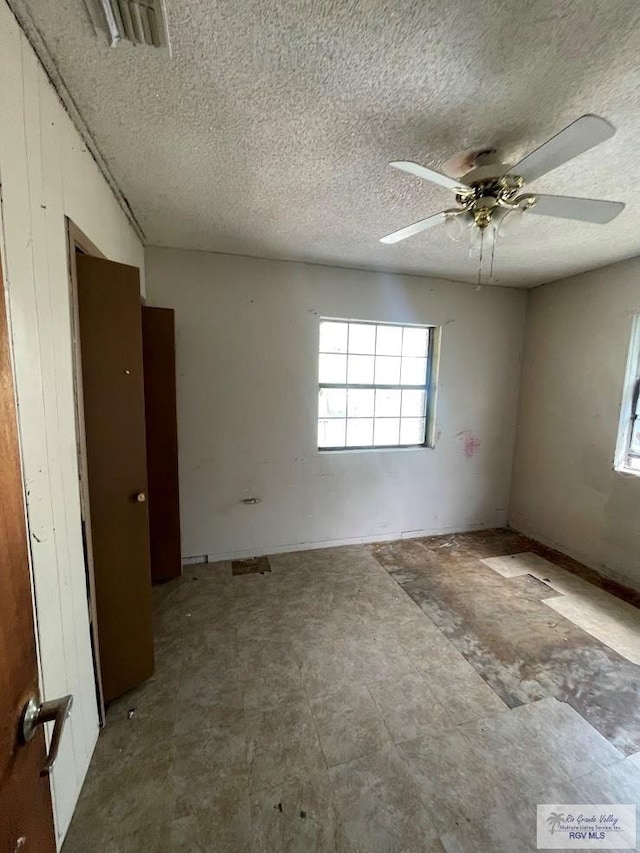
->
(614, 315), (640, 476)
(317, 318), (440, 452)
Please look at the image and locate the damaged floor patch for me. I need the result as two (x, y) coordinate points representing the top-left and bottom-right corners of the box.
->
(232, 555), (272, 575)
(369, 531), (640, 754)
(482, 552), (640, 664)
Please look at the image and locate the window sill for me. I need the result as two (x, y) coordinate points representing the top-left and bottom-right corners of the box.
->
(614, 464), (640, 479)
(318, 444), (434, 454)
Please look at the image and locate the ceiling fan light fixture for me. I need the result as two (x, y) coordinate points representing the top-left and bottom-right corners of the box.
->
(497, 205), (527, 238)
(443, 213), (466, 242)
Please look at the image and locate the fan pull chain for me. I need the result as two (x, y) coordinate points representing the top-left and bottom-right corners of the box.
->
(477, 227), (484, 287)
(489, 225), (496, 282)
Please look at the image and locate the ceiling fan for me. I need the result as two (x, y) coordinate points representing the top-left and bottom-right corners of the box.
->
(380, 115), (625, 246)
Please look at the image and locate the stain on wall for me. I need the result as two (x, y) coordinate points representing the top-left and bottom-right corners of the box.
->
(457, 430), (481, 458)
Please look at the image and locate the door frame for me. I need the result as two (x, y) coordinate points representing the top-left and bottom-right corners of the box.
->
(65, 219), (106, 722)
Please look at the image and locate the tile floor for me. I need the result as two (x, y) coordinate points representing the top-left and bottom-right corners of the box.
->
(62, 531), (640, 852)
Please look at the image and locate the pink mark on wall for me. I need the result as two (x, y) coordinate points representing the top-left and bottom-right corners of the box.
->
(456, 430), (481, 458)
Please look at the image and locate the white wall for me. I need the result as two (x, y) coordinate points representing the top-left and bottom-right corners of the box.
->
(0, 1), (144, 844)
(510, 258), (640, 591)
(146, 247), (526, 560)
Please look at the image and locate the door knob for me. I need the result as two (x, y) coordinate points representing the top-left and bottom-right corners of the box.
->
(21, 694), (73, 776)
(136, 492), (146, 502)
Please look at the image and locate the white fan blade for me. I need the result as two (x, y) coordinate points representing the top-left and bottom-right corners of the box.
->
(380, 212), (447, 244)
(527, 194), (624, 224)
(508, 115), (615, 183)
(389, 161), (469, 193)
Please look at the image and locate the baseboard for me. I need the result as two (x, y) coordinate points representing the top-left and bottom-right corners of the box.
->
(182, 519), (504, 565)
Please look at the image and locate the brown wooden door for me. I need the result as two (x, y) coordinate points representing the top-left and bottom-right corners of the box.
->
(76, 255), (154, 704)
(0, 264), (56, 852)
(142, 306), (182, 583)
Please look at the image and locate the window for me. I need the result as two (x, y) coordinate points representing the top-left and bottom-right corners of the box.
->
(317, 319), (437, 450)
(615, 316), (640, 475)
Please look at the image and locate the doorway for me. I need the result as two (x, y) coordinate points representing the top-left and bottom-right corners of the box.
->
(66, 222), (154, 707)
(66, 222), (106, 720)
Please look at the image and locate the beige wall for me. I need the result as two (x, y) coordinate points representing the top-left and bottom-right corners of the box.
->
(0, 1), (144, 844)
(146, 247), (526, 561)
(510, 258), (640, 591)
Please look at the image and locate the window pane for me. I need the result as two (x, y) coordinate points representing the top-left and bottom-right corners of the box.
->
(373, 418), (400, 446)
(347, 388), (374, 417)
(318, 320), (433, 452)
(400, 417), (426, 445)
(374, 355), (400, 385)
(348, 323), (376, 354)
(348, 354), (374, 384)
(346, 418), (374, 447)
(318, 418), (346, 448)
(401, 389), (426, 417)
(400, 356), (428, 385)
(319, 321), (348, 353)
(376, 324), (402, 355)
(402, 327), (428, 357)
(318, 388), (347, 418)
(319, 353), (347, 383)
(375, 389), (401, 417)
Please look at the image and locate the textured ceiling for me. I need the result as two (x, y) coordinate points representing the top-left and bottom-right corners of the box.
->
(15, 0), (640, 286)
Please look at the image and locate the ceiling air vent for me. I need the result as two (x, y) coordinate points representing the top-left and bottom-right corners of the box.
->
(85, 0), (170, 49)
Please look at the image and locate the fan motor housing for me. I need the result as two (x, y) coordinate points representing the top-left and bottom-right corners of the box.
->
(461, 162), (513, 186)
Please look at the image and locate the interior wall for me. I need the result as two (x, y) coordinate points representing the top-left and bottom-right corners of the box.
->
(510, 257), (640, 591)
(146, 247), (526, 561)
(0, 1), (144, 844)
